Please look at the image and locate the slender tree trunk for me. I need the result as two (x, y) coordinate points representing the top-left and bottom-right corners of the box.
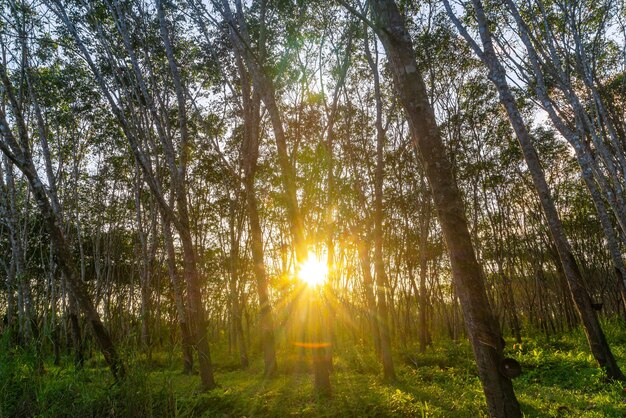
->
(365, 1), (521, 415)
(49, 247), (61, 366)
(0, 79), (123, 378)
(364, 26), (395, 381)
(237, 52), (278, 376)
(133, 167), (151, 351)
(154, 0), (217, 389)
(356, 236), (381, 355)
(67, 284), (84, 368)
(245, 174), (278, 376)
(311, 289), (331, 396)
(418, 190), (431, 353)
(221, 0), (306, 260)
(179, 227), (216, 389)
(228, 199), (249, 368)
(372, 113), (395, 380)
(446, 0), (625, 381)
(221, 0), (327, 391)
(0, 159), (16, 343)
(162, 216), (194, 374)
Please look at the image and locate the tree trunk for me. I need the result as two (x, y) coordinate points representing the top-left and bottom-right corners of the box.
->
(364, 25), (395, 381)
(356, 236), (381, 355)
(0, 74), (123, 378)
(237, 49), (278, 376)
(228, 198), (249, 368)
(155, 0), (217, 389)
(221, 0), (326, 391)
(180, 227), (216, 389)
(68, 291), (84, 369)
(418, 190), (431, 353)
(366, 1), (521, 415)
(447, 0), (625, 381)
(0, 159), (16, 344)
(162, 216), (194, 374)
(133, 167), (151, 351)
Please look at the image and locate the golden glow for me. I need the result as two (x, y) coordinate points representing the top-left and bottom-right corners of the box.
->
(298, 252), (328, 287)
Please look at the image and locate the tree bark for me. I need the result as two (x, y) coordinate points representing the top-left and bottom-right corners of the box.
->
(365, 1), (521, 415)
(162, 216), (194, 374)
(446, 0), (625, 381)
(364, 29), (395, 381)
(236, 43), (278, 377)
(220, 0), (327, 390)
(228, 198), (249, 368)
(0, 98), (124, 380)
(418, 189), (431, 353)
(356, 234), (381, 355)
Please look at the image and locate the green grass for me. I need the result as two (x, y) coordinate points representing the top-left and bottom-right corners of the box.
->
(1, 323), (625, 417)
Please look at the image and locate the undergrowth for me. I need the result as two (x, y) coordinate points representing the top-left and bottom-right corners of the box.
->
(1, 321), (625, 417)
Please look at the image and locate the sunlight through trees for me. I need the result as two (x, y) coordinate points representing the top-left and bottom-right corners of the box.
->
(1, 0), (626, 416)
(298, 253), (329, 288)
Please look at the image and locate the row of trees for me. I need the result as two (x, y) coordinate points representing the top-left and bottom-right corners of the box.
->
(1, 0), (625, 415)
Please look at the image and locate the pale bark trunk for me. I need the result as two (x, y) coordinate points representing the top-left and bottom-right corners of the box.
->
(67, 285), (84, 368)
(228, 199), (249, 368)
(357, 237), (381, 355)
(133, 166), (151, 350)
(459, 0), (625, 380)
(236, 45), (278, 376)
(418, 189), (431, 353)
(364, 30), (395, 381)
(0, 105), (123, 380)
(221, 0), (307, 260)
(0, 159), (16, 341)
(367, 1), (521, 415)
(221, 0), (327, 390)
(161, 216), (194, 374)
(245, 173), (278, 376)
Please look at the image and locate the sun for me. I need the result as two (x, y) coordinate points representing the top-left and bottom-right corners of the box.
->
(298, 253), (328, 287)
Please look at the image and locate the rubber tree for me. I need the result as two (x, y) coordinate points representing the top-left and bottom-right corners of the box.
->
(0, 65), (124, 381)
(443, 0), (625, 382)
(344, 1), (522, 415)
(216, 0), (331, 395)
(46, 0), (217, 389)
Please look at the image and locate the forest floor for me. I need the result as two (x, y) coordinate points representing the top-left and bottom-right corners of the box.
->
(2, 321), (626, 417)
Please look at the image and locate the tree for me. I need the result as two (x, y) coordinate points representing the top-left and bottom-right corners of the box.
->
(355, 0), (522, 415)
(444, 0), (625, 382)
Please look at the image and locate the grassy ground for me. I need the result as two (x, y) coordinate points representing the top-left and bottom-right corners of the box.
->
(1, 323), (625, 417)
